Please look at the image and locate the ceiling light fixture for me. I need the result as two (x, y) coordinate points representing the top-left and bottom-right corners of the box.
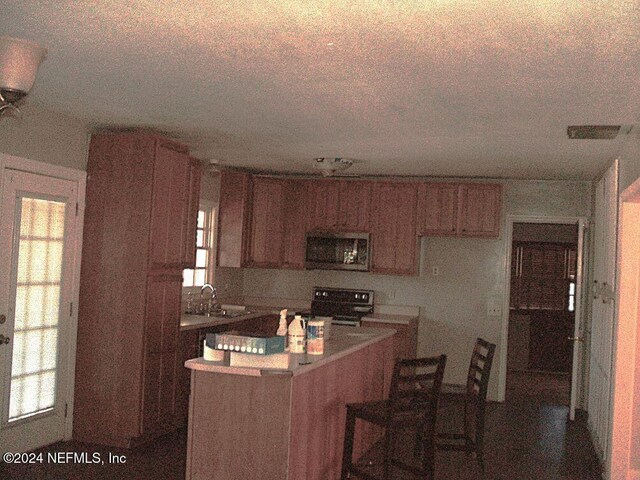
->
(314, 157), (353, 177)
(0, 36), (47, 118)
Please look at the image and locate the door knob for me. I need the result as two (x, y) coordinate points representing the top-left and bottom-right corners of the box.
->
(567, 336), (584, 342)
(0, 334), (10, 345)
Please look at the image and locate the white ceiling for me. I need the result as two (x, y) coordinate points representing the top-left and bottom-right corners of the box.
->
(3, 1), (639, 180)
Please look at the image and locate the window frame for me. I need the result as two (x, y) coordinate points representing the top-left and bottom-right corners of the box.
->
(182, 200), (215, 292)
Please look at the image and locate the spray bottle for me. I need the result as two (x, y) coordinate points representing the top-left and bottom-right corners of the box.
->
(277, 309), (288, 350)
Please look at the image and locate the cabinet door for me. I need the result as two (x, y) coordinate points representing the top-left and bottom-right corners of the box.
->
(142, 350), (178, 435)
(142, 274), (182, 433)
(457, 184), (502, 237)
(337, 180), (372, 231)
(416, 183), (458, 236)
(217, 170), (251, 267)
(176, 330), (200, 425)
(282, 180), (309, 269)
(248, 177), (284, 267)
(149, 142), (190, 271)
(308, 180), (340, 230)
(144, 274), (182, 354)
(182, 158), (203, 268)
(371, 182), (418, 275)
(360, 321), (417, 361)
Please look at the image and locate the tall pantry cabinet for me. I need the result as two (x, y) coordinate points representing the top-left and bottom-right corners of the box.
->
(74, 132), (201, 448)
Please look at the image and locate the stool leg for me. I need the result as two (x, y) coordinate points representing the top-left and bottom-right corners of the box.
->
(341, 408), (357, 480)
(383, 427), (394, 480)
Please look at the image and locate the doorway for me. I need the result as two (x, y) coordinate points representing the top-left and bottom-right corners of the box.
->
(0, 155), (85, 452)
(506, 223), (578, 405)
(498, 216), (586, 420)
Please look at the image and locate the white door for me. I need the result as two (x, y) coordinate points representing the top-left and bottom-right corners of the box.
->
(587, 160), (618, 464)
(0, 169), (79, 452)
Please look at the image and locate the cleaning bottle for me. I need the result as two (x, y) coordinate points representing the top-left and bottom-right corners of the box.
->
(288, 315), (306, 354)
(277, 309), (288, 350)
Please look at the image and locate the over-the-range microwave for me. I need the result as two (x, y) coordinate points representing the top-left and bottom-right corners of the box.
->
(304, 232), (370, 271)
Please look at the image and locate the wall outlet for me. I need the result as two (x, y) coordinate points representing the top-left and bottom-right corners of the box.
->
(388, 289), (396, 300)
(432, 266), (440, 276)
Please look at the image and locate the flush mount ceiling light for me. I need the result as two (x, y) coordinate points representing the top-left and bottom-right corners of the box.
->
(567, 125), (621, 139)
(0, 36), (47, 118)
(314, 157), (354, 177)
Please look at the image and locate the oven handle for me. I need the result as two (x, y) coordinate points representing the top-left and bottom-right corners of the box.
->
(332, 319), (360, 327)
(353, 306), (373, 312)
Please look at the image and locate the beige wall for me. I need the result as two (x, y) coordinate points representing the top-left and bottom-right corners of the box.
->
(240, 179), (593, 399)
(0, 103), (90, 170)
(618, 126), (640, 193)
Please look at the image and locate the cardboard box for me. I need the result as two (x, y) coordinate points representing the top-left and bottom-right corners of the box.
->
(207, 331), (285, 355)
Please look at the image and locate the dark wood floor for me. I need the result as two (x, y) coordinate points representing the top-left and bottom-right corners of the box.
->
(1, 395), (601, 480)
(506, 370), (572, 406)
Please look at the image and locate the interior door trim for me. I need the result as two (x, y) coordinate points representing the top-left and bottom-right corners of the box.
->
(0, 153), (86, 446)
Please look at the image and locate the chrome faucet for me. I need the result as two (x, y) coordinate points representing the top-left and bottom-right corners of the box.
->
(200, 284), (221, 315)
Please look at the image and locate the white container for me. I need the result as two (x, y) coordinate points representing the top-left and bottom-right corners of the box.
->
(312, 316), (332, 340)
(306, 319), (325, 355)
(288, 315), (306, 354)
(203, 339), (225, 361)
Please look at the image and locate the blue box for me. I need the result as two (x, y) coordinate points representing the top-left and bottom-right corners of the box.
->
(207, 331), (285, 355)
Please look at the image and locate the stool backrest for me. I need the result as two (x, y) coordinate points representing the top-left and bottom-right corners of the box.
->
(465, 338), (496, 439)
(388, 355), (447, 415)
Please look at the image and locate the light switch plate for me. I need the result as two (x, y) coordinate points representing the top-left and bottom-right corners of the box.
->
(487, 296), (502, 317)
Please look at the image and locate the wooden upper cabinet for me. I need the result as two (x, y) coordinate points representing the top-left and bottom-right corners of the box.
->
(217, 169), (251, 268)
(308, 180), (371, 232)
(308, 180), (340, 230)
(247, 177), (284, 268)
(337, 180), (372, 231)
(181, 158), (203, 268)
(371, 182), (418, 275)
(417, 182), (502, 238)
(457, 183), (502, 237)
(282, 179), (309, 269)
(416, 183), (458, 236)
(149, 142), (191, 271)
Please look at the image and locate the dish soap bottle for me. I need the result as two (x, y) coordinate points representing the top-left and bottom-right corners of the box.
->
(288, 315), (306, 354)
(277, 309), (288, 350)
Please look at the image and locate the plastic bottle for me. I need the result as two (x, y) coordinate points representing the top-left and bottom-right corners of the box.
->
(306, 319), (325, 355)
(288, 315), (306, 354)
(277, 309), (288, 350)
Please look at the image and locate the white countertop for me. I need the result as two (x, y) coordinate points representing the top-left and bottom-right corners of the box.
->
(180, 310), (274, 331)
(184, 326), (395, 377)
(361, 313), (417, 325)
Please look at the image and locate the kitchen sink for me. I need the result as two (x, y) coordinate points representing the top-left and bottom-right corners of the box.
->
(189, 309), (250, 318)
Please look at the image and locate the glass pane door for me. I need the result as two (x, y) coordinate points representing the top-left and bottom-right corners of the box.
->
(9, 197), (66, 422)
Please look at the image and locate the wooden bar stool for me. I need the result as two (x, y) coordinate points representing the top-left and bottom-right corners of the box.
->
(341, 355), (447, 480)
(436, 338), (496, 471)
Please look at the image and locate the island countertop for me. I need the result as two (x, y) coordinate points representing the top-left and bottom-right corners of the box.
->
(185, 324), (395, 480)
(184, 326), (396, 377)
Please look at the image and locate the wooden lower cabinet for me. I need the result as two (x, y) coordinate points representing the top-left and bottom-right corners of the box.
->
(361, 318), (418, 362)
(176, 315), (279, 426)
(185, 335), (394, 480)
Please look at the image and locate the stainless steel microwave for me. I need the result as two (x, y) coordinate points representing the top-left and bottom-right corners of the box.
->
(305, 232), (370, 271)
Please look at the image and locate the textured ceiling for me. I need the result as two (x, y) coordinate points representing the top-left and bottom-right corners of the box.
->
(2, 1), (639, 179)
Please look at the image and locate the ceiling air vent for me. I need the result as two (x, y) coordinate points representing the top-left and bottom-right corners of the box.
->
(567, 125), (621, 140)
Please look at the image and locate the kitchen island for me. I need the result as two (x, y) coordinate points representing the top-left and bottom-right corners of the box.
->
(184, 326), (395, 480)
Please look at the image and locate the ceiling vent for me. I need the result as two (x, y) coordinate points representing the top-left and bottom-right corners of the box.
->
(567, 125), (621, 139)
